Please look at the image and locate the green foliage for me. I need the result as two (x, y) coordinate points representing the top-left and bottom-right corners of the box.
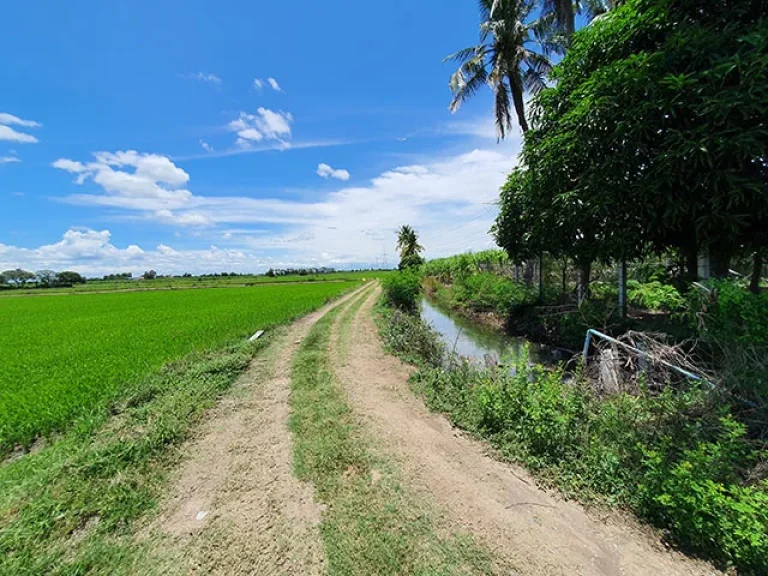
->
(398, 253), (425, 271)
(377, 306), (446, 368)
(424, 251), (510, 283)
(451, 272), (537, 315)
(0, 282), (356, 455)
(688, 281), (768, 346)
(627, 280), (684, 311)
(495, 0), (768, 276)
(54, 271), (86, 286)
(381, 271), (422, 312)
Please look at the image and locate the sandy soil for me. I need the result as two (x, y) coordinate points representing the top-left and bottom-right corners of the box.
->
(332, 286), (721, 576)
(145, 285), (367, 575)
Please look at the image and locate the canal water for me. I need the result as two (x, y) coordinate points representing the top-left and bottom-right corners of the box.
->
(420, 297), (552, 366)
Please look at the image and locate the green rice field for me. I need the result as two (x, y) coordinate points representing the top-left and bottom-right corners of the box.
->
(0, 281), (356, 455)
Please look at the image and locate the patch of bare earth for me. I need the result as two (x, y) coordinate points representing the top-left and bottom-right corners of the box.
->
(333, 287), (721, 576)
(143, 286), (367, 575)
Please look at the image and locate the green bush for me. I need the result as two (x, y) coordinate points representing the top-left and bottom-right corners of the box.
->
(688, 280), (768, 346)
(451, 272), (537, 315)
(381, 270), (422, 312)
(627, 280), (684, 311)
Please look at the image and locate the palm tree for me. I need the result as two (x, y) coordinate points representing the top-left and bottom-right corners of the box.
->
(396, 225), (424, 259)
(446, 0), (554, 137)
(540, 0), (619, 43)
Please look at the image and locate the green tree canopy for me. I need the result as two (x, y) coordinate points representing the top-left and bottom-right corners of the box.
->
(495, 0), (768, 280)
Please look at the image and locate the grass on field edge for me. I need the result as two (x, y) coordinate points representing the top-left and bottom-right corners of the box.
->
(289, 288), (505, 576)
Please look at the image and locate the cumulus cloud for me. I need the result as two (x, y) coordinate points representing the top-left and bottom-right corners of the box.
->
(0, 228), (270, 276)
(317, 163), (350, 181)
(267, 77), (281, 91)
(0, 112), (41, 143)
(54, 151), (193, 213)
(199, 140), (213, 152)
(228, 108), (293, 148)
(180, 72), (221, 84)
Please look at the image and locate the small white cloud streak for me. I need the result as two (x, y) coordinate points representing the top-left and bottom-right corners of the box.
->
(0, 113), (42, 128)
(0, 156), (21, 164)
(180, 72), (222, 84)
(267, 77), (281, 91)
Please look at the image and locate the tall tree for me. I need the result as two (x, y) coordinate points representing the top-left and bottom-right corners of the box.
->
(446, 0), (553, 137)
(495, 0), (768, 287)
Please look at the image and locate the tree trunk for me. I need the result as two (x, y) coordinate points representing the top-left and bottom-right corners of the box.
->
(577, 262), (591, 305)
(509, 73), (529, 133)
(684, 246), (699, 283)
(561, 258), (568, 300)
(618, 259), (627, 317)
(538, 253), (544, 303)
(750, 250), (763, 294)
(709, 244), (731, 278)
(558, 0), (575, 39)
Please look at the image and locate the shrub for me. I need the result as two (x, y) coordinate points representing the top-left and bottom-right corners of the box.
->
(382, 270), (422, 312)
(451, 273), (537, 315)
(627, 280), (684, 311)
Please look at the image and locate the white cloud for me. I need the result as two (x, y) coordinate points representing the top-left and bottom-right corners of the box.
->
(0, 113), (42, 128)
(54, 151), (192, 212)
(0, 156), (21, 164)
(227, 108), (293, 148)
(181, 72), (221, 84)
(0, 228), (268, 276)
(199, 140), (213, 152)
(317, 163), (350, 181)
(253, 77), (281, 92)
(1, 112), (41, 144)
(49, 124), (519, 271)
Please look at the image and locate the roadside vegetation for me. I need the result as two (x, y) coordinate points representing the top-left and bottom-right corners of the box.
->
(379, 276), (768, 573)
(289, 289), (503, 575)
(0, 282), (355, 456)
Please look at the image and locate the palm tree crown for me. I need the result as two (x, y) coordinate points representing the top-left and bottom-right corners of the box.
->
(446, 0), (554, 138)
(396, 225), (424, 259)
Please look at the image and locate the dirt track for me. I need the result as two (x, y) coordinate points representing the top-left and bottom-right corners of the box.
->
(146, 286), (367, 575)
(147, 282), (720, 575)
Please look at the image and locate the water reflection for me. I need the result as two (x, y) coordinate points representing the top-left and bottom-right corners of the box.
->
(420, 297), (552, 366)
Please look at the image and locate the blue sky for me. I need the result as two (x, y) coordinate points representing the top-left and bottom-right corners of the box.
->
(1, 0), (522, 276)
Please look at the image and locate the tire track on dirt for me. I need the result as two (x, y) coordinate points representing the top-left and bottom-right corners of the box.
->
(143, 284), (370, 575)
(333, 286), (721, 576)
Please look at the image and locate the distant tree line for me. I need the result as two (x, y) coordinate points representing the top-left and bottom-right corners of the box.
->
(265, 267), (336, 277)
(0, 268), (87, 289)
